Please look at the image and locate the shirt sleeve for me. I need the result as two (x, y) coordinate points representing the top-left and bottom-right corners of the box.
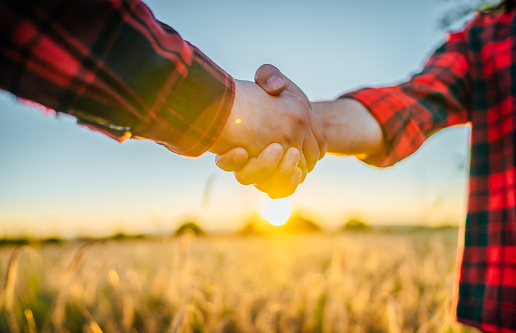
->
(341, 29), (471, 167)
(0, 0), (235, 157)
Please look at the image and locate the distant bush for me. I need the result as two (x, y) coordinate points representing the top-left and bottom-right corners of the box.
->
(342, 218), (370, 231)
(0, 237), (30, 246)
(175, 221), (205, 237)
(112, 232), (129, 240)
(283, 215), (322, 233)
(41, 237), (64, 244)
(435, 224), (458, 230)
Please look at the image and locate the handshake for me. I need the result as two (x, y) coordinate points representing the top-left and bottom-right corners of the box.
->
(208, 65), (385, 198)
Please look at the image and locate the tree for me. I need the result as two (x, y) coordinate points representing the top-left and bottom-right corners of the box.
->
(438, 0), (502, 29)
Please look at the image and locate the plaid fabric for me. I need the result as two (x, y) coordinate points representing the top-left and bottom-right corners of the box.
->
(0, 0), (234, 156)
(344, 9), (516, 332)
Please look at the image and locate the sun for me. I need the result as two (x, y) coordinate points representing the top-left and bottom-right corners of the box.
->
(260, 199), (292, 226)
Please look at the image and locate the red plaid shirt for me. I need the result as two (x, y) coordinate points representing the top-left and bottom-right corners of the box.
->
(0, 0), (234, 157)
(345, 8), (516, 333)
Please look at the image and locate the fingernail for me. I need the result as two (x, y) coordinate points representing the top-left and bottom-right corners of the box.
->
(289, 148), (300, 164)
(270, 143), (283, 156)
(233, 150), (247, 162)
(267, 76), (284, 91)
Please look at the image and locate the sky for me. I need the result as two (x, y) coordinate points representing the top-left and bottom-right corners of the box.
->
(0, 0), (475, 238)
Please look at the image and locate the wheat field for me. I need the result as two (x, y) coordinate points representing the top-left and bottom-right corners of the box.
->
(0, 230), (481, 333)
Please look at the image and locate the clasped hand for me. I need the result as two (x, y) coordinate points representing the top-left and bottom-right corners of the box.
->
(209, 65), (326, 198)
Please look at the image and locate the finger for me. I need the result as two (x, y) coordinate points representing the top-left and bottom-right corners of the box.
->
(267, 167), (303, 199)
(298, 152), (308, 183)
(233, 143), (284, 185)
(254, 148), (302, 198)
(308, 111), (328, 159)
(215, 147), (249, 172)
(284, 80), (311, 109)
(302, 131), (321, 173)
(254, 64), (287, 96)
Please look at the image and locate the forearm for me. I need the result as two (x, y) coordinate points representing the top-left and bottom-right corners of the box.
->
(313, 98), (386, 159)
(0, 0), (234, 157)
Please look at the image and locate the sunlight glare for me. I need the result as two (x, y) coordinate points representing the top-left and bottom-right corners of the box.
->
(261, 199), (291, 226)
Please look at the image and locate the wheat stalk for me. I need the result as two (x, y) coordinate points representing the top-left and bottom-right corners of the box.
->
(24, 309), (37, 333)
(2, 246), (34, 333)
(49, 242), (95, 332)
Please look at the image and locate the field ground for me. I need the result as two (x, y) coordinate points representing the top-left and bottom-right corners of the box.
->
(0, 230), (481, 332)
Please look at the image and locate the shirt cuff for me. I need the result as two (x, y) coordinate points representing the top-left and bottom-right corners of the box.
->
(341, 87), (427, 167)
(132, 45), (235, 157)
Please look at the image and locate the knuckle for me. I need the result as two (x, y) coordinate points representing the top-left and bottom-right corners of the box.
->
(261, 163), (276, 176)
(256, 158), (278, 177)
(260, 147), (282, 166)
(277, 163), (296, 179)
(258, 63), (272, 71)
(290, 112), (307, 129)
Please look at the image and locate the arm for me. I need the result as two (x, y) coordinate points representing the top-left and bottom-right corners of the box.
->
(0, 0), (233, 156)
(226, 28), (471, 175)
(339, 29), (471, 167)
(0, 0), (325, 193)
(312, 98), (386, 159)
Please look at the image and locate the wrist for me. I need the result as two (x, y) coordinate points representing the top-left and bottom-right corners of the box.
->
(210, 80), (264, 155)
(209, 79), (244, 155)
(313, 98), (386, 157)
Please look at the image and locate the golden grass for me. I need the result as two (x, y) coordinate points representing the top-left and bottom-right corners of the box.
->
(0, 230), (481, 332)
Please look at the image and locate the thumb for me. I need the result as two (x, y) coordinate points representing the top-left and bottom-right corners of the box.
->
(254, 64), (311, 108)
(215, 147), (249, 172)
(254, 64), (287, 96)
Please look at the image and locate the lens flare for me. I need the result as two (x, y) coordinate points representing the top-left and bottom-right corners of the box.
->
(261, 199), (291, 226)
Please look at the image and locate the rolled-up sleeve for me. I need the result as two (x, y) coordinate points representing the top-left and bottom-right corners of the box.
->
(0, 0), (234, 156)
(342, 30), (471, 167)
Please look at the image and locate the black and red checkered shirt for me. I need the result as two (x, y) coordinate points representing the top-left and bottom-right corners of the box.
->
(345, 8), (516, 333)
(0, 0), (235, 157)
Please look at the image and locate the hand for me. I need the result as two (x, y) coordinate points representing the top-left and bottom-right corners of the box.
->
(252, 67), (384, 159)
(209, 78), (326, 197)
(215, 65), (327, 198)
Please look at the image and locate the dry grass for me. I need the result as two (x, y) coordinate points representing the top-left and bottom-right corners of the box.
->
(0, 230), (481, 332)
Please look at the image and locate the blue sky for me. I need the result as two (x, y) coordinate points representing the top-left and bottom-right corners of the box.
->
(0, 0), (473, 237)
